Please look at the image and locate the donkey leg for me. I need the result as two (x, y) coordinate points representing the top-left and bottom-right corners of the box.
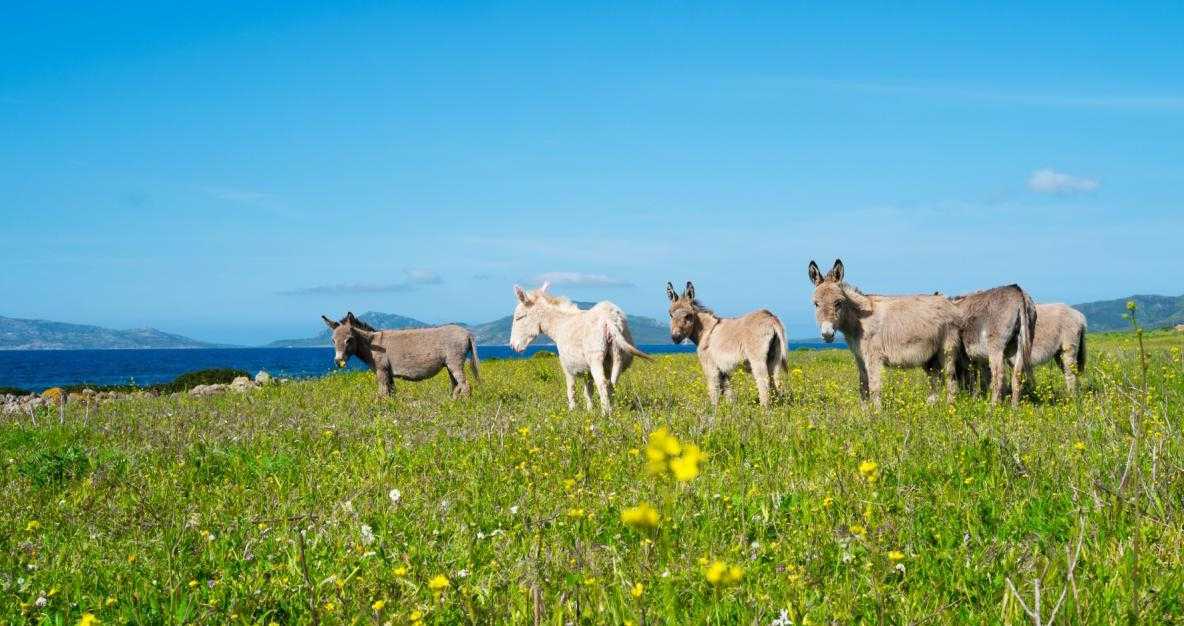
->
(865, 361), (883, 411)
(581, 377), (595, 410)
(988, 352), (1005, 405)
(609, 349), (625, 386)
(704, 367), (722, 407)
(722, 373), (736, 404)
(589, 355), (612, 414)
(563, 370), (578, 411)
(445, 366), (460, 399)
(770, 349), (785, 393)
(376, 365), (394, 398)
(855, 358), (870, 402)
(1058, 350), (1078, 395)
(750, 358), (772, 407)
(1009, 354), (1024, 407)
(447, 361), (470, 398)
(943, 341), (960, 404)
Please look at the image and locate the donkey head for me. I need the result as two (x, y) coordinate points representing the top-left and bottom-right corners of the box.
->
(322, 311), (366, 367)
(666, 281), (698, 344)
(807, 259), (847, 343)
(509, 281), (550, 352)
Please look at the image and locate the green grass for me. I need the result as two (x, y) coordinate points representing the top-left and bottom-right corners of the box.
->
(2, 333), (1182, 624)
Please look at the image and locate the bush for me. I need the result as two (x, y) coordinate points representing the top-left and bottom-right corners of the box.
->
(156, 368), (250, 394)
(0, 385), (29, 396)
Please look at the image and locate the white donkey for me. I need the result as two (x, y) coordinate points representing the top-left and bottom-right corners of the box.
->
(509, 282), (651, 413)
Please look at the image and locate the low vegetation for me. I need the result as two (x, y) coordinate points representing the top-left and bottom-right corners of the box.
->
(1, 332), (1181, 624)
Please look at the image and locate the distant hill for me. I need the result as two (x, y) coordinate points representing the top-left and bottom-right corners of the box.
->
(0, 316), (232, 350)
(1073, 294), (1184, 332)
(267, 304), (673, 347)
(266, 312), (433, 347)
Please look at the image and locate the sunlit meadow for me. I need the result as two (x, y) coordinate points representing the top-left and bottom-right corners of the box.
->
(2, 330), (1182, 624)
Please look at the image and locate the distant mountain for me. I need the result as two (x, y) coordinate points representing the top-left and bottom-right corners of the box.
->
(1073, 294), (1184, 332)
(267, 304), (673, 347)
(0, 316), (233, 350)
(266, 312), (433, 347)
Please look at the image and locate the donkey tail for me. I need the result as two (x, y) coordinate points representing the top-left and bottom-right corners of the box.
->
(771, 318), (789, 372)
(1075, 324), (1087, 374)
(608, 321), (652, 361)
(1015, 289), (1036, 377)
(467, 333), (481, 383)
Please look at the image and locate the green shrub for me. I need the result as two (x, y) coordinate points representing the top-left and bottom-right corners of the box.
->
(156, 368), (250, 393)
(0, 385), (29, 395)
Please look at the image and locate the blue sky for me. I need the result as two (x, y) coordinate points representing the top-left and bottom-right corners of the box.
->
(2, 2), (1181, 344)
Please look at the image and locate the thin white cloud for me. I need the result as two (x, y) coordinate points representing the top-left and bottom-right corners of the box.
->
(533, 272), (634, 288)
(203, 186), (272, 203)
(1027, 169), (1100, 194)
(280, 269), (442, 296)
(780, 79), (1184, 111)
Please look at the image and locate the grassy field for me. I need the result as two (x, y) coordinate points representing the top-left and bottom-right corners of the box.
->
(2, 331), (1182, 624)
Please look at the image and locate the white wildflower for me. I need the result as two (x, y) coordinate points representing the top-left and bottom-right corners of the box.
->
(456, 569), (470, 578)
(509, 505), (519, 515)
(360, 524), (375, 546)
(34, 595), (47, 607)
(388, 489), (401, 505)
(771, 608), (792, 626)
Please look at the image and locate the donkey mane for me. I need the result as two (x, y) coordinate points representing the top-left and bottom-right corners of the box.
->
(341, 315), (378, 332)
(683, 298), (716, 317)
(536, 293), (582, 312)
(948, 283), (1021, 301)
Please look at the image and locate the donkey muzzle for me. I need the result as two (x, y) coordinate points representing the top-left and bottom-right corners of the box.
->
(819, 323), (836, 343)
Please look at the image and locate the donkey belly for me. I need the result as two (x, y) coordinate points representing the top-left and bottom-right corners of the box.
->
(882, 336), (942, 368)
(391, 354), (446, 381)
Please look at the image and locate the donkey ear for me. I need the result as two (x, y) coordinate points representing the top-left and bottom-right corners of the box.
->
(322, 315), (340, 330)
(514, 284), (531, 304)
(345, 311), (359, 324)
(808, 260), (824, 286)
(666, 282), (677, 302)
(685, 281), (695, 301)
(828, 259), (845, 283)
(538, 280), (550, 293)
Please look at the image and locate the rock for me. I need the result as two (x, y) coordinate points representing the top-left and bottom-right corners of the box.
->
(189, 383), (228, 397)
(254, 371), (272, 384)
(229, 376), (258, 392)
(40, 387), (64, 405)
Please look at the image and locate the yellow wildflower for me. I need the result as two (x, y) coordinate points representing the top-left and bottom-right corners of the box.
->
(372, 599), (386, 611)
(620, 503), (660, 529)
(849, 524), (866, 538)
(393, 565), (408, 577)
(887, 550), (905, 562)
(1074, 441), (1086, 452)
(78, 614), (100, 626)
(188, 579), (198, 588)
(858, 460), (878, 483)
(704, 560), (744, 587)
(428, 574), (451, 592)
(631, 582), (644, 598)
(25, 520), (40, 532)
(670, 444), (704, 481)
(567, 508), (586, 519)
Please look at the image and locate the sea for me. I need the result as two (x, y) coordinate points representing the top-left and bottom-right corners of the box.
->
(0, 341), (842, 392)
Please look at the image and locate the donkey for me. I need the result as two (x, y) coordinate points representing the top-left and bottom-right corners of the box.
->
(808, 259), (962, 410)
(947, 285), (1036, 407)
(1009, 303), (1087, 394)
(321, 312), (480, 399)
(666, 281), (788, 407)
(509, 282), (651, 414)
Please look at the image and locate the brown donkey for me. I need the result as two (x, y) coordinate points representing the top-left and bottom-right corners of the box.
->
(808, 259), (962, 409)
(322, 312), (480, 399)
(947, 285), (1036, 407)
(666, 281), (788, 407)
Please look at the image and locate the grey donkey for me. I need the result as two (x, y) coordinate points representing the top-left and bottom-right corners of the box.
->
(322, 312), (480, 399)
(808, 259), (963, 410)
(666, 281), (788, 407)
(947, 285), (1036, 407)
